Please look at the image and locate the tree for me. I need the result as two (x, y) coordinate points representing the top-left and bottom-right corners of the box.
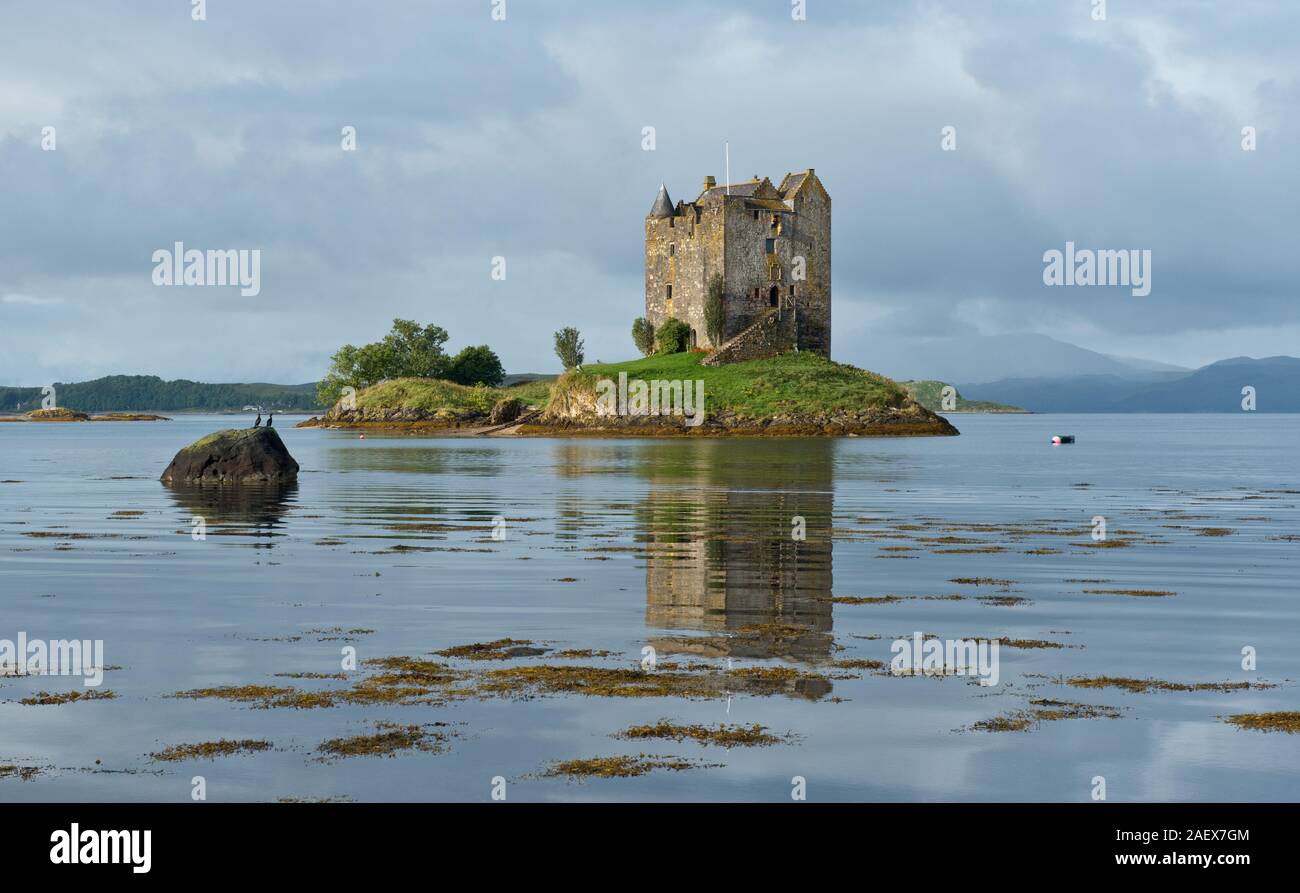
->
(381, 318), (451, 379)
(554, 327), (584, 370)
(631, 317), (656, 356)
(448, 345), (505, 387)
(704, 274), (725, 347)
(317, 318), (451, 406)
(656, 317), (691, 354)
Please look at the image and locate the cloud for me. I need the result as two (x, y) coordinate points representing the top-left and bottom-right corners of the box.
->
(0, 0), (1297, 383)
(2, 294), (62, 306)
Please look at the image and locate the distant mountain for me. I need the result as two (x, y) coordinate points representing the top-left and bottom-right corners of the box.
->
(1101, 353), (1190, 373)
(961, 356), (1300, 412)
(0, 375), (323, 413)
(859, 333), (1181, 384)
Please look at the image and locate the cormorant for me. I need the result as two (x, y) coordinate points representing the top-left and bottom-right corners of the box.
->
(253, 413), (261, 428)
(267, 413), (274, 427)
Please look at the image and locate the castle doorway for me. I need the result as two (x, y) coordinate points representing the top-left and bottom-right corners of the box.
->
(690, 328), (698, 348)
(769, 285), (780, 308)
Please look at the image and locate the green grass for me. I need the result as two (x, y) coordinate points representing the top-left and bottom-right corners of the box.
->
(346, 354), (913, 422)
(349, 376), (551, 415)
(502, 378), (552, 406)
(574, 351), (907, 418)
(354, 379), (498, 415)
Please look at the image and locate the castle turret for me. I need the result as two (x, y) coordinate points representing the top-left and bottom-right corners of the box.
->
(648, 184), (674, 218)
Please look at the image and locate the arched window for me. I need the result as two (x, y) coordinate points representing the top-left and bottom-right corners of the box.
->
(668, 243), (676, 257)
(769, 285), (780, 307)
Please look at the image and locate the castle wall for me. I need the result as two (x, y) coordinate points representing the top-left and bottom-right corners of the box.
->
(644, 205), (724, 348)
(789, 182), (832, 356)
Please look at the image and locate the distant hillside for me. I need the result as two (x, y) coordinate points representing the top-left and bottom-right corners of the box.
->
(0, 375), (323, 413)
(501, 373), (556, 387)
(961, 357), (1300, 412)
(899, 380), (1025, 413)
(860, 333), (1189, 384)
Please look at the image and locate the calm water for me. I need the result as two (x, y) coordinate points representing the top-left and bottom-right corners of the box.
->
(0, 414), (1296, 802)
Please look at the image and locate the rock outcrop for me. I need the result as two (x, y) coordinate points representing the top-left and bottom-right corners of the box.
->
(160, 427), (300, 484)
(489, 397), (524, 425)
(90, 413), (171, 422)
(24, 408), (90, 421)
(529, 401), (956, 437)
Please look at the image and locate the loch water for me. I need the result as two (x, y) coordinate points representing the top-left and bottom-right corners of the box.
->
(0, 414), (1296, 801)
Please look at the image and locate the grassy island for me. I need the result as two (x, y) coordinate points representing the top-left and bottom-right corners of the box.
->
(305, 351), (957, 437)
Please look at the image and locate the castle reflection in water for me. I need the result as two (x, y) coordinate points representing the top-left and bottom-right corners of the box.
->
(633, 439), (835, 663)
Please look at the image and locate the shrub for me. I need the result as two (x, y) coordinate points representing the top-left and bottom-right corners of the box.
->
(631, 317), (656, 356)
(447, 345), (505, 387)
(656, 317), (691, 354)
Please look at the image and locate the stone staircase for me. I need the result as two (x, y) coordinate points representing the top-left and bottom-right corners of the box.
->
(701, 307), (797, 366)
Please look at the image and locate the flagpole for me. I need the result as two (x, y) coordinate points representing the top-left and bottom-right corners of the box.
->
(725, 141), (730, 195)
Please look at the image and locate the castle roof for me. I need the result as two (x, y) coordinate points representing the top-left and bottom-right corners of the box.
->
(648, 183), (675, 218)
(744, 198), (792, 212)
(698, 179), (765, 201)
(778, 171), (809, 195)
(653, 170), (822, 214)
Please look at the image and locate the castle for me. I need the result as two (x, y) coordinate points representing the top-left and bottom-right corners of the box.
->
(644, 169), (830, 362)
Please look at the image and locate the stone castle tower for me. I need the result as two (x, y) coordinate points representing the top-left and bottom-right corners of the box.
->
(644, 169), (830, 361)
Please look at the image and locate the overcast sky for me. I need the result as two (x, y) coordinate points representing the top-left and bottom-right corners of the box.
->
(1, 0), (1297, 385)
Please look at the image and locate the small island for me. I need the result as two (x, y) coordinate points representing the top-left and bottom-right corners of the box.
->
(899, 380), (1027, 414)
(300, 171), (958, 438)
(300, 322), (955, 438)
(0, 408), (171, 422)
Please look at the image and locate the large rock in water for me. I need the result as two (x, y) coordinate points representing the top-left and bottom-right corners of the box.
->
(160, 427), (299, 484)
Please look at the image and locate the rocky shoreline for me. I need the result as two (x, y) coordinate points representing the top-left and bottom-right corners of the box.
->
(297, 398), (528, 432)
(297, 398), (957, 437)
(518, 402), (958, 437)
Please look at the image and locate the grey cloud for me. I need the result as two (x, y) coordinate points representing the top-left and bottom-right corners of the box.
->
(1, 0), (1296, 384)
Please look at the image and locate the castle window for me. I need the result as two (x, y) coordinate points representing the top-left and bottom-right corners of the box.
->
(752, 210), (759, 220)
(764, 238), (775, 254)
(771, 215), (779, 229)
(666, 285), (672, 300)
(769, 285), (779, 308)
(789, 285), (796, 297)
(668, 243), (675, 257)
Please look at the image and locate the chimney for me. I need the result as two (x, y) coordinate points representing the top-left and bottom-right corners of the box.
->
(703, 175), (716, 191)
